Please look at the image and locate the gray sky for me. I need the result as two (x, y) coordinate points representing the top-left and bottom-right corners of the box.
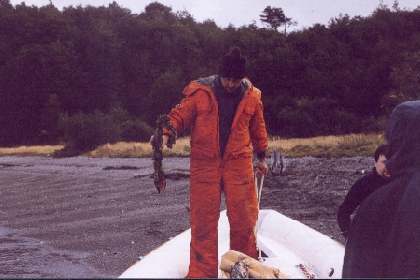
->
(9, 0), (420, 30)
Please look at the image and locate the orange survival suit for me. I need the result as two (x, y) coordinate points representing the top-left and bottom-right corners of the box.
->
(165, 75), (268, 278)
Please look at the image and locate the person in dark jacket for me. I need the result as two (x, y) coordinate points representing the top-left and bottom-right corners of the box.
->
(337, 144), (391, 238)
(343, 100), (420, 278)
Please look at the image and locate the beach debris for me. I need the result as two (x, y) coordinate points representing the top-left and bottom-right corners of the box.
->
(103, 165), (139, 170)
(270, 150), (286, 176)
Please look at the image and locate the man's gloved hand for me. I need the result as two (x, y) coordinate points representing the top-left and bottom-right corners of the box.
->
(255, 159), (268, 177)
(149, 134), (169, 148)
(163, 135), (169, 147)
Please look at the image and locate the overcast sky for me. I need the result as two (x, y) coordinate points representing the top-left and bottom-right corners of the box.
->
(9, 0), (420, 30)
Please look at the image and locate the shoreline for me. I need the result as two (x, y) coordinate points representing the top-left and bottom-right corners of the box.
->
(0, 156), (369, 277)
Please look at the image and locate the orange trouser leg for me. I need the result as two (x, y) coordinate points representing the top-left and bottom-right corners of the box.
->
(187, 163), (221, 278)
(223, 158), (259, 259)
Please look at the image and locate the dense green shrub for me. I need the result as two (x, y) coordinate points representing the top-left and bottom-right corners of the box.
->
(121, 119), (153, 142)
(58, 110), (122, 152)
(55, 107), (153, 156)
(1, 1), (420, 145)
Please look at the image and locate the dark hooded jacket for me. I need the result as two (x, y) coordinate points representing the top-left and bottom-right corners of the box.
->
(337, 168), (390, 237)
(343, 101), (420, 278)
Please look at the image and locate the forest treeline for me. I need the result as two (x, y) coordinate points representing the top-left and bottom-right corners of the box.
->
(1, 0), (420, 149)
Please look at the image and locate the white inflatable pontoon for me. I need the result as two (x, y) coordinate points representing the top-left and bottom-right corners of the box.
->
(119, 209), (344, 278)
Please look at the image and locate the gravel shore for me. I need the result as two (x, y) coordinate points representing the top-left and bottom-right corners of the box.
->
(0, 156), (372, 277)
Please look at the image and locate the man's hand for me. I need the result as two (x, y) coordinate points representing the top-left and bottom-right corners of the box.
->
(149, 134), (169, 148)
(162, 135), (169, 147)
(255, 159), (268, 177)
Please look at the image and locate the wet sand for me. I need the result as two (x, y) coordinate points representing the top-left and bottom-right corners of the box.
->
(0, 156), (372, 277)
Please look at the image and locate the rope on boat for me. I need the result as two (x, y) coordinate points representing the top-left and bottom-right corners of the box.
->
(297, 263), (316, 279)
(255, 173), (265, 261)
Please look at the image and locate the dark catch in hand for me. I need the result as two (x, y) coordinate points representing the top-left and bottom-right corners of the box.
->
(151, 115), (176, 193)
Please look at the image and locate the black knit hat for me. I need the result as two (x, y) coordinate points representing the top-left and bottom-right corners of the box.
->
(219, 47), (247, 79)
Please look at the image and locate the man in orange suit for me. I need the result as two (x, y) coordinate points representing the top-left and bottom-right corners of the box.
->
(159, 47), (268, 278)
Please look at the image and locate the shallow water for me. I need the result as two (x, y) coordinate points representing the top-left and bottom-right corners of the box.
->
(0, 226), (103, 278)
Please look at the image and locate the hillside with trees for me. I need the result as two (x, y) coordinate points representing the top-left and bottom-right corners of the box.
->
(0, 0), (419, 150)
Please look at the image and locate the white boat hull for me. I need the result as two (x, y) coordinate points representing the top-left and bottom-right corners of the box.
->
(119, 209), (344, 278)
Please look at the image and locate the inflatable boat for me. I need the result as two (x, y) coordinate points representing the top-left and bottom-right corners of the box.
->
(119, 209), (344, 278)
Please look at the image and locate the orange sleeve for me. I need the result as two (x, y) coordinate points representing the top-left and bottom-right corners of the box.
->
(164, 84), (197, 136)
(250, 97), (268, 158)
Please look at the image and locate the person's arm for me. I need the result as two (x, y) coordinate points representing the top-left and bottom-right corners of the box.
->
(337, 174), (371, 236)
(249, 96), (268, 160)
(162, 85), (198, 144)
(337, 204), (352, 238)
(249, 95), (268, 175)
